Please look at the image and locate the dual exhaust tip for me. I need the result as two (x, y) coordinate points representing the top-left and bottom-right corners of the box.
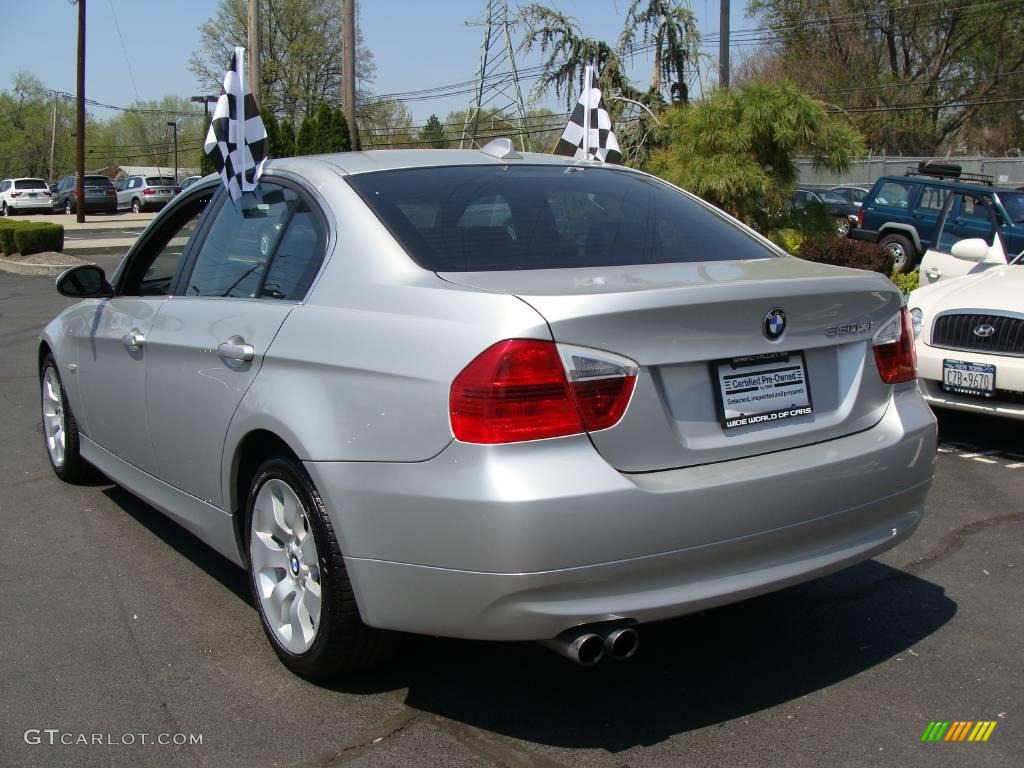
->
(540, 623), (639, 666)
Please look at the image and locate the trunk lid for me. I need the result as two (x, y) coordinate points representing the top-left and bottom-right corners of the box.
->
(440, 257), (902, 471)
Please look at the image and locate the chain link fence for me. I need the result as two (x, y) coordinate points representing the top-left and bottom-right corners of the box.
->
(796, 156), (1024, 188)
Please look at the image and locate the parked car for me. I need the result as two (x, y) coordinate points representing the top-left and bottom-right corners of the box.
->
(792, 187), (859, 236)
(851, 161), (1023, 273)
(908, 242), (1024, 420)
(116, 175), (181, 213)
(39, 145), (936, 678)
(179, 175), (203, 190)
(0, 177), (52, 216)
(829, 185), (871, 207)
(51, 174), (118, 214)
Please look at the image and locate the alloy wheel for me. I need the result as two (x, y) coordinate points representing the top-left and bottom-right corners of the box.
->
(836, 217), (850, 237)
(250, 478), (322, 655)
(41, 367), (66, 467)
(885, 242), (906, 271)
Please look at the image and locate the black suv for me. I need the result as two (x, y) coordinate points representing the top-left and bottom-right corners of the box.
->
(851, 161), (1022, 273)
(51, 174), (118, 215)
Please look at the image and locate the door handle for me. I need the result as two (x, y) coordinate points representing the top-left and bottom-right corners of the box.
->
(217, 336), (254, 363)
(125, 328), (145, 350)
(925, 268), (942, 280)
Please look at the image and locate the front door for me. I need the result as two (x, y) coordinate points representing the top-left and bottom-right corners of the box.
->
(76, 187), (213, 471)
(145, 180), (328, 508)
(921, 191), (1004, 286)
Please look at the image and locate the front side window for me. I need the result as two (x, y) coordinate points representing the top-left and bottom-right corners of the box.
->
(1, 180), (9, 192)
(185, 183), (302, 298)
(348, 165), (776, 272)
(999, 192), (1024, 225)
(119, 190), (213, 296)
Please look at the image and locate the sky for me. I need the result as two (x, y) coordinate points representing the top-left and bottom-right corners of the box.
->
(0, 0), (741, 127)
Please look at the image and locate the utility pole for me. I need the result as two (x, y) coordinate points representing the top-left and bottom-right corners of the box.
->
(75, 0), (86, 223)
(248, 0), (261, 105)
(48, 91), (57, 184)
(719, 0), (730, 89)
(342, 0), (357, 149)
(167, 122), (178, 182)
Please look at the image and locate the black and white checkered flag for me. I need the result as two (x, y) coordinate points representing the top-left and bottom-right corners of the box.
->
(553, 64), (621, 163)
(204, 47), (267, 201)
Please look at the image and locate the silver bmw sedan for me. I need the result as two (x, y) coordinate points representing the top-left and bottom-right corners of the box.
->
(39, 143), (936, 678)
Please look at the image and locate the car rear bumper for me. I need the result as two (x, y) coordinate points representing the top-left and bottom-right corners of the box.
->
(305, 386), (936, 640)
(7, 198), (53, 212)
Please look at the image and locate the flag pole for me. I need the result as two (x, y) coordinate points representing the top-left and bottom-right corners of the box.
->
(582, 64), (593, 159)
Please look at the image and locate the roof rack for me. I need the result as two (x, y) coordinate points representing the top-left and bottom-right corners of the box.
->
(904, 161), (993, 186)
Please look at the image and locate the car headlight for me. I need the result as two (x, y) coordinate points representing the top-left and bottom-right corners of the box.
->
(909, 307), (923, 339)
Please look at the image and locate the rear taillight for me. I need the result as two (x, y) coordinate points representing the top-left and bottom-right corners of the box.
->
(107, 189), (116, 197)
(10, 191), (21, 198)
(872, 307), (916, 384)
(856, 208), (864, 228)
(143, 188), (156, 195)
(450, 339), (637, 444)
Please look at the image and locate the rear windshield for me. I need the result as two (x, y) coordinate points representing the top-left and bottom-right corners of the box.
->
(85, 176), (112, 187)
(14, 179), (48, 190)
(146, 176), (175, 186)
(347, 165), (776, 271)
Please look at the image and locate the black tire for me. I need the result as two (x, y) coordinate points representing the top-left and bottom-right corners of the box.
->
(879, 233), (916, 274)
(40, 354), (90, 483)
(131, 198), (141, 214)
(245, 456), (396, 679)
(64, 199), (72, 215)
(1, 202), (9, 216)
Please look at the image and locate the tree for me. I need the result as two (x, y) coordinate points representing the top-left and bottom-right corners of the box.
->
(190, 0), (376, 127)
(619, 0), (702, 104)
(357, 99), (415, 149)
(745, 0), (1024, 154)
(278, 119), (296, 158)
(296, 115), (315, 155)
(421, 114), (446, 148)
(332, 107), (352, 152)
(646, 82), (865, 230)
(313, 102), (333, 153)
(262, 108), (280, 158)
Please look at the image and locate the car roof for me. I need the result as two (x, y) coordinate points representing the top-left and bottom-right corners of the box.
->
(872, 174), (999, 194)
(268, 148), (639, 177)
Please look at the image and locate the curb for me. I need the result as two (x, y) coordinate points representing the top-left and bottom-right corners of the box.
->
(63, 243), (133, 256)
(0, 258), (94, 277)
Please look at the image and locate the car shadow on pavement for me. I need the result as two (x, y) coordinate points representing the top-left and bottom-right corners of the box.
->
(100, 484), (954, 753)
(340, 562), (956, 752)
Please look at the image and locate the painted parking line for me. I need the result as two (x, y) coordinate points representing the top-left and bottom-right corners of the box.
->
(939, 442), (1024, 469)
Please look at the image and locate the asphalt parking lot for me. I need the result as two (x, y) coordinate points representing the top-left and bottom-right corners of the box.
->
(0, 269), (1020, 768)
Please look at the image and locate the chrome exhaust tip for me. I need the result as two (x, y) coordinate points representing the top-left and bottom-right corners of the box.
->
(540, 630), (605, 666)
(603, 626), (639, 661)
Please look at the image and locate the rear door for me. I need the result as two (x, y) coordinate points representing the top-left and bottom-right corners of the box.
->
(909, 185), (949, 249)
(145, 178), (328, 508)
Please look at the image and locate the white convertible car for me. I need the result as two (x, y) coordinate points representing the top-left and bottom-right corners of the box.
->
(910, 237), (1024, 420)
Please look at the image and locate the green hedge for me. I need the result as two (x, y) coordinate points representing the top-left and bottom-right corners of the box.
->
(0, 220), (64, 256)
(797, 236), (891, 274)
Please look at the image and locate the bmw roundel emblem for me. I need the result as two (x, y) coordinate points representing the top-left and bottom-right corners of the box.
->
(764, 308), (786, 340)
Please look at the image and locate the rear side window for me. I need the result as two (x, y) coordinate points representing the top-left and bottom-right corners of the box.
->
(14, 179), (48, 190)
(347, 165), (775, 271)
(874, 181), (914, 208)
(917, 186), (948, 211)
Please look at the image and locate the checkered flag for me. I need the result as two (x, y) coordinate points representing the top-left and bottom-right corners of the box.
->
(204, 47), (267, 201)
(553, 64), (621, 163)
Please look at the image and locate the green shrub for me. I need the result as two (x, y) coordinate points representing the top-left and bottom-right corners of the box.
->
(796, 236), (891, 274)
(11, 222), (64, 255)
(890, 268), (920, 295)
(0, 219), (32, 255)
(767, 228), (804, 253)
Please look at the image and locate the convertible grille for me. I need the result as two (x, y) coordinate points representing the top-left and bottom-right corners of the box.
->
(931, 313), (1024, 357)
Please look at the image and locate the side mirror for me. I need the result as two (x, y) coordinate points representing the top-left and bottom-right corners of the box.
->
(56, 264), (113, 298)
(950, 238), (990, 263)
